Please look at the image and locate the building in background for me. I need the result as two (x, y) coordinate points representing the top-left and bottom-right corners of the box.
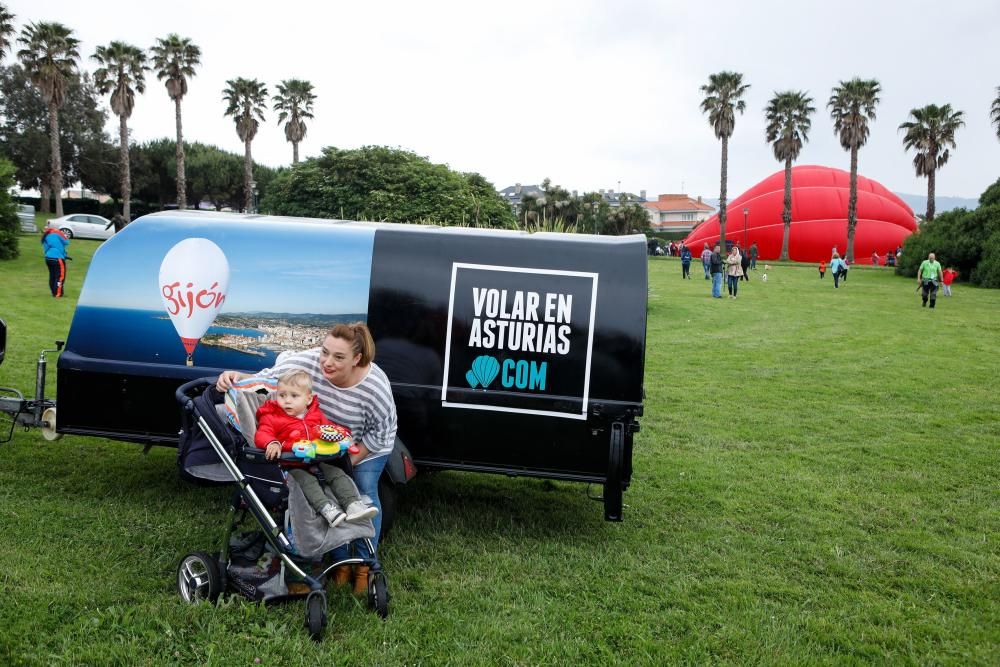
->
(643, 194), (715, 233)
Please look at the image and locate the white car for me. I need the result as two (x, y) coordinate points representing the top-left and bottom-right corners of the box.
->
(46, 213), (114, 240)
(17, 204), (37, 232)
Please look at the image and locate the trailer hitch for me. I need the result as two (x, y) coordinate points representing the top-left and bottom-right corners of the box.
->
(0, 330), (64, 444)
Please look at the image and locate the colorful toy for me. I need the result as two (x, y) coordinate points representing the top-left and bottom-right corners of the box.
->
(289, 424), (359, 461)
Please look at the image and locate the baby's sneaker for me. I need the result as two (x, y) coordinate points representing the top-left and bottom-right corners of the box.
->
(320, 504), (346, 528)
(345, 501), (379, 523)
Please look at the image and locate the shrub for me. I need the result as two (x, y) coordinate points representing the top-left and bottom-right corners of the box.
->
(897, 177), (1000, 287)
(0, 158), (19, 260)
(261, 146), (515, 228)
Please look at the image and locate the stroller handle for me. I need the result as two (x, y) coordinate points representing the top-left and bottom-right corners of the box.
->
(175, 376), (218, 409)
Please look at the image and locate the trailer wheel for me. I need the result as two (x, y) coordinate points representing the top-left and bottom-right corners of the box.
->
(368, 570), (389, 619)
(305, 591), (327, 640)
(40, 407), (62, 441)
(177, 551), (221, 603)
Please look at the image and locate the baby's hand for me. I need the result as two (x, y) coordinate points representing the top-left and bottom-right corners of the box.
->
(265, 442), (282, 460)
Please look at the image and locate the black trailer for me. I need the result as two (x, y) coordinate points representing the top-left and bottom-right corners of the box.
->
(43, 212), (646, 520)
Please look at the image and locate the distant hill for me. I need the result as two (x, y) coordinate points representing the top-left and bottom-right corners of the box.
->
(893, 193), (979, 215)
(703, 193), (979, 215)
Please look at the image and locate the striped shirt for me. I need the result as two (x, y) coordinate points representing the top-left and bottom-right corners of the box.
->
(256, 349), (398, 458)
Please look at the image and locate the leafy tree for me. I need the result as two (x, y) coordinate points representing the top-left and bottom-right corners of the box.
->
(0, 65), (109, 201)
(462, 172), (514, 228)
(980, 177), (1000, 208)
(899, 104), (964, 222)
(0, 3), (14, 64)
(150, 34), (200, 209)
(991, 86), (1000, 142)
(828, 77), (880, 262)
(700, 71), (750, 251)
(517, 179), (583, 229)
(16, 21), (79, 217)
(261, 145), (514, 227)
(765, 91), (814, 260)
(0, 157), (17, 259)
(92, 41), (148, 220)
(273, 79), (315, 164)
(130, 138), (176, 207)
(605, 202), (652, 236)
(223, 77), (267, 212)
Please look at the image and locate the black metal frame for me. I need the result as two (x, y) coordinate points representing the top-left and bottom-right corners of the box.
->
(176, 379), (385, 607)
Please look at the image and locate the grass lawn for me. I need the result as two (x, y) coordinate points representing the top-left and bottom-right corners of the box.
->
(1, 231), (997, 665)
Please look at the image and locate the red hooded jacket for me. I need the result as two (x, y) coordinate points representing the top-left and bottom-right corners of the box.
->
(254, 396), (332, 451)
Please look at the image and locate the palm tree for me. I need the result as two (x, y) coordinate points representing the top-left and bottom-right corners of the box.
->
(92, 41), (147, 221)
(899, 104), (965, 222)
(765, 91), (815, 261)
(991, 86), (1000, 142)
(17, 21), (80, 217)
(273, 79), (316, 164)
(700, 71), (750, 250)
(223, 77), (267, 212)
(151, 34), (201, 209)
(828, 78), (880, 262)
(0, 4), (15, 64)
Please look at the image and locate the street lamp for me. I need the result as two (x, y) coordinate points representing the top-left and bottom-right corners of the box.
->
(743, 207), (749, 249)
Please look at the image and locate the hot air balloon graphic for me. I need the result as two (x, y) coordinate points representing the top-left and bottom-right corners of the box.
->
(159, 238), (230, 366)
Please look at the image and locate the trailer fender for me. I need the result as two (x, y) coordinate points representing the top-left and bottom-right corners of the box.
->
(377, 437), (417, 541)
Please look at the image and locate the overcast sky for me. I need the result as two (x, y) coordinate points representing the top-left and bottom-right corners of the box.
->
(7, 0), (1000, 200)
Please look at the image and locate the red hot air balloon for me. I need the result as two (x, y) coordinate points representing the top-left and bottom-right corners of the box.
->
(684, 165), (917, 264)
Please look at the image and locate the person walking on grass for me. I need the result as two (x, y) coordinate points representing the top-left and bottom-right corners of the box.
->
(701, 243), (712, 280)
(41, 228), (70, 298)
(918, 252), (944, 308)
(680, 244), (693, 279)
(740, 245), (751, 281)
(726, 245), (743, 298)
(749, 241), (758, 270)
(710, 244), (724, 298)
(830, 252), (847, 288)
(819, 260), (826, 279)
(941, 267), (958, 296)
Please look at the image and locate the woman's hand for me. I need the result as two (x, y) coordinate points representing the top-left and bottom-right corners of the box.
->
(350, 441), (369, 466)
(216, 370), (247, 391)
(265, 442), (282, 461)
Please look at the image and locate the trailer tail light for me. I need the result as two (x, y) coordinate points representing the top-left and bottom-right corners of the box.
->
(401, 451), (417, 481)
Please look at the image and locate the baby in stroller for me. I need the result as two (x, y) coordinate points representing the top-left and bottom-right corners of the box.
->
(255, 370), (378, 528)
(175, 375), (390, 639)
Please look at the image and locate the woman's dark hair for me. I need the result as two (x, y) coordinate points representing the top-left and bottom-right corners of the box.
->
(328, 322), (375, 366)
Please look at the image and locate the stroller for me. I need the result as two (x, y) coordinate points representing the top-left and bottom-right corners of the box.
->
(174, 377), (389, 640)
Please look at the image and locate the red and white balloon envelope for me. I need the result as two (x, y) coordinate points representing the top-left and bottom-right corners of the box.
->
(159, 238), (230, 366)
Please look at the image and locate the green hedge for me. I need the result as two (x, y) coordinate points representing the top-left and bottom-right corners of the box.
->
(896, 177), (1000, 288)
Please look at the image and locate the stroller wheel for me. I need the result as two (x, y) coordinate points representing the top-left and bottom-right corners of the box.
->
(177, 551), (222, 603)
(305, 591), (327, 641)
(368, 571), (390, 619)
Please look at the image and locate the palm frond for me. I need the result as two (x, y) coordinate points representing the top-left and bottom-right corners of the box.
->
(92, 41), (147, 119)
(150, 34), (200, 101)
(16, 21), (80, 107)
